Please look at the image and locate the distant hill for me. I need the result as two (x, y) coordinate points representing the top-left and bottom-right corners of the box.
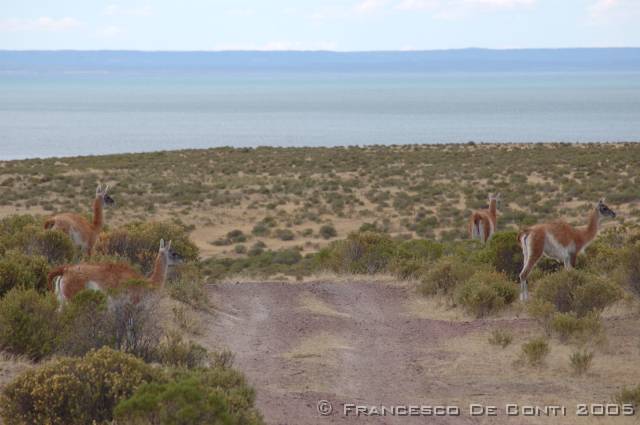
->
(1, 48), (639, 73)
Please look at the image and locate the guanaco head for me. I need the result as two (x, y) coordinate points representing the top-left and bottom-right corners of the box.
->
(159, 239), (183, 267)
(96, 184), (115, 207)
(597, 198), (616, 219)
(488, 193), (501, 209)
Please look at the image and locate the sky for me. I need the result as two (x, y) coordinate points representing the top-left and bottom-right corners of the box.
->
(0, 0), (639, 51)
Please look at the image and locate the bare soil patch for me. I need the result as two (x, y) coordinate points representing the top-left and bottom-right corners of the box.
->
(198, 280), (640, 424)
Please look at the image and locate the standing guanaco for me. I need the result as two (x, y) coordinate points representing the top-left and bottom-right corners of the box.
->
(47, 239), (181, 305)
(44, 184), (114, 256)
(469, 193), (500, 243)
(517, 199), (616, 301)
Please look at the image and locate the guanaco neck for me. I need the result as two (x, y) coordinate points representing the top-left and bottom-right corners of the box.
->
(92, 196), (103, 229)
(577, 208), (600, 250)
(149, 253), (168, 287)
(488, 199), (497, 219)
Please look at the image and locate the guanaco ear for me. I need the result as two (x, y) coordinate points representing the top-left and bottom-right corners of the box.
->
(167, 240), (172, 250)
(96, 183), (102, 195)
(598, 198), (606, 205)
(159, 238), (165, 250)
(104, 184), (110, 194)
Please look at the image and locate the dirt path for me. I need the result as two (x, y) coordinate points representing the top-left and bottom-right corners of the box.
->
(202, 280), (492, 425)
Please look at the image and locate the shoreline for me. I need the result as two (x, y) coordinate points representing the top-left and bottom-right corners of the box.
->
(2, 141), (639, 163)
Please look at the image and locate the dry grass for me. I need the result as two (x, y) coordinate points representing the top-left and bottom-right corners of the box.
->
(417, 316), (640, 424)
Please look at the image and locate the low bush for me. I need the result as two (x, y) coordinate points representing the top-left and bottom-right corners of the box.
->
(274, 228), (295, 241)
(166, 275), (209, 311)
(418, 256), (474, 297)
(619, 241), (640, 296)
(475, 231), (523, 281)
(156, 332), (210, 368)
(0, 250), (49, 297)
(0, 347), (160, 425)
(319, 224), (337, 239)
(110, 297), (164, 362)
(550, 311), (602, 344)
(520, 337), (550, 367)
(488, 329), (513, 348)
(527, 299), (556, 335)
(0, 288), (58, 360)
(615, 385), (640, 408)
(115, 368), (264, 425)
(96, 221), (199, 274)
(0, 215), (76, 265)
(318, 231), (396, 274)
(57, 289), (113, 356)
(455, 270), (517, 317)
(569, 350), (594, 376)
(212, 230), (247, 246)
(247, 242), (266, 257)
(534, 270), (621, 316)
(201, 248), (314, 281)
(392, 239), (444, 279)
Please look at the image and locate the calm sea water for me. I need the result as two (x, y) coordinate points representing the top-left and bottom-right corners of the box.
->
(1, 68), (640, 160)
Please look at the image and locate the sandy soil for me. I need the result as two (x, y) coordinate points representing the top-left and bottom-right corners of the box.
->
(200, 280), (640, 425)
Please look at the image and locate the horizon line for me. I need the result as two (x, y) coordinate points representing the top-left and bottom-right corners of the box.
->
(2, 46), (640, 53)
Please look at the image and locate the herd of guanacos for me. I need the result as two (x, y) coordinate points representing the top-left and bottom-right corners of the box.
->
(41, 184), (617, 304)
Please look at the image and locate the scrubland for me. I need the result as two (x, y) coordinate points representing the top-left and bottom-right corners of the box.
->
(0, 143), (639, 424)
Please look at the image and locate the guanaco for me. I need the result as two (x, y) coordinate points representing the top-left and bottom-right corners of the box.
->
(44, 184), (114, 256)
(517, 199), (616, 301)
(469, 193), (500, 243)
(47, 239), (181, 305)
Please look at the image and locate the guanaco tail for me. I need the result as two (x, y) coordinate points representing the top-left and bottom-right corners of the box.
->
(47, 239), (182, 305)
(517, 199), (616, 301)
(44, 184), (115, 256)
(469, 193), (500, 243)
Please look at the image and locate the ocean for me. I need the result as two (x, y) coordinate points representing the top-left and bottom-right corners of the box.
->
(1, 49), (639, 160)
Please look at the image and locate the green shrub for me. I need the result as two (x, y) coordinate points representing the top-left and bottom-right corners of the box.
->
(0, 288), (58, 360)
(0, 215), (75, 264)
(251, 223), (270, 237)
(96, 221), (199, 274)
(418, 256), (474, 297)
(488, 329), (513, 348)
(581, 240), (622, 274)
(156, 332), (210, 368)
(392, 239), (444, 279)
(318, 231), (396, 274)
(620, 241), (640, 296)
(248, 242), (265, 257)
(272, 248), (302, 265)
(166, 271), (209, 310)
(570, 350), (594, 376)
(57, 289), (113, 356)
(110, 298), (164, 362)
(213, 230), (247, 246)
(115, 368), (264, 425)
(0, 250), (49, 297)
(115, 376), (234, 425)
(475, 231), (523, 281)
(455, 270), (517, 317)
(615, 385), (640, 408)
(0, 347), (160, 425)
(520, 337), (550, 367)
(319, 224), (337, 239)
(527, 299), (556, 334)
(534, 270), (621, 316)
(274, 228), (295, 241)
(550, 311), (602, 343)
